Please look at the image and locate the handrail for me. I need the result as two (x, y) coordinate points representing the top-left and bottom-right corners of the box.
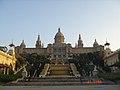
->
(39, 64), (50, 77)
(70, 63), (81, 77)
(14, 64), (27, 75)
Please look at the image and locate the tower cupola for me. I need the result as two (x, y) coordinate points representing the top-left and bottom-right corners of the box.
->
(104, 40), (111, 56)
(104, 40), (110, 47)
(20, 40), (26, 48)
(78, 34), (83, 47)
(36, 35), (42, 48)
(8, 42), (15, 56)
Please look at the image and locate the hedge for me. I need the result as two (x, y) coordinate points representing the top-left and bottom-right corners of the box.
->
(0, 74), (22, 83)
(98, 72), (120, 83)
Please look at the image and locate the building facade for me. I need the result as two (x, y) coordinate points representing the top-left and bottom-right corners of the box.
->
(15, 28), (104, 64)
(104, 47), (120, 72)
(0, 44), (16, 74)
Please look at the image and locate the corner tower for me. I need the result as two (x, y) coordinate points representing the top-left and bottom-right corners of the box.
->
(35, 35), (42, 48)
(20, 40), (26, 48)
(104, 40), (111, 56)
(78, 34), (83, 47)
(8, 42), (15, 56)
(93, 39), (99, 47)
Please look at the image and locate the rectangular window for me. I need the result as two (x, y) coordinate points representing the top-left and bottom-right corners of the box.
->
(54, 55), (56, 58)
(58, 55), (61, 58)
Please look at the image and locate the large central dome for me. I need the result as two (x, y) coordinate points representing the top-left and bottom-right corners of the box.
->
(54, 28), (65, 43)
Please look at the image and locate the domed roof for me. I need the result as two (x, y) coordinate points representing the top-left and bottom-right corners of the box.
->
(93, 39), (99, 47)
(55, 28), (64, 38)
(54, 28), (65, 43)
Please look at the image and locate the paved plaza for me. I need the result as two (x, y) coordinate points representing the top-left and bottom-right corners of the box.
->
(0, 85), (120, 90)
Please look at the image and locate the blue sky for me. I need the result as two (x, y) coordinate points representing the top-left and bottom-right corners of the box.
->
(0, 0), (120, 51)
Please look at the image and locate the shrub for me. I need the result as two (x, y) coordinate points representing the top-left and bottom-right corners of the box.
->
(98, 72), (120, 83)
(0, 74), (22, 83)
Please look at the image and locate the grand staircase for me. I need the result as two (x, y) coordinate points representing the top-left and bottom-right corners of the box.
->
(49, 64), (70, 76)
(7, 63), (114, 86)
(7, 64), (83, 86)
(7, 64), (113, 86)
(9, 76), (81, 86)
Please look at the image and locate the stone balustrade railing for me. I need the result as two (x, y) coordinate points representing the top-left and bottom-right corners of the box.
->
(70, 63), (81, 77)
(39, 64), (50, 77)
(14, 64), (27, 75)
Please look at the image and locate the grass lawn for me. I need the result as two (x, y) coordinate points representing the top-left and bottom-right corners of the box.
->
(98, 72), (120, 84)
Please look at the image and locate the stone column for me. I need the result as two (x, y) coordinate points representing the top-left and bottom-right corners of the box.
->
(50, 57), (52, 64)
(62, 55), (64, 65)
(3, 67), (6, 75)
(55, 55), (58, 65)
(7, 68), (9, 75)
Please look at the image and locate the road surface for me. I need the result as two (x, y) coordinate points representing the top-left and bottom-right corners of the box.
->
(0, 85), (120, 90)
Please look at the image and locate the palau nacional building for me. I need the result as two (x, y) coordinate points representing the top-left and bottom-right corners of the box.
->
(0, 27), (120, 76)
(15, 28), (106, 65)
(15, 28), (120, 72)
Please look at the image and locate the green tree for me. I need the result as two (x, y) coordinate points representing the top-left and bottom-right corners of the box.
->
(15, 54), (27, 70)
(117, 51), (120, 69)
(69, 51), (105, 77)
(21, 53), (50, 77)
(118, 51), (120, 62)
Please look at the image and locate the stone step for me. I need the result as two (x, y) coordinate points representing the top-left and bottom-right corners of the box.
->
(8, 80), (114, 86)
(30, 78), (80, 82)
(7, 76), (112, 86)
(10, 81), (81, 86)
(49, 64), (70, 76)
(50, 71), (70, 75)
(27, 76), (80, 83)
(50, 73), (70, 75)
(50, 64), (69, 67)
(8, 76), (82, 86)
(50, 73), (70, 76)
(33, 76), (78, 79)
(50, 67), (69, 70)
